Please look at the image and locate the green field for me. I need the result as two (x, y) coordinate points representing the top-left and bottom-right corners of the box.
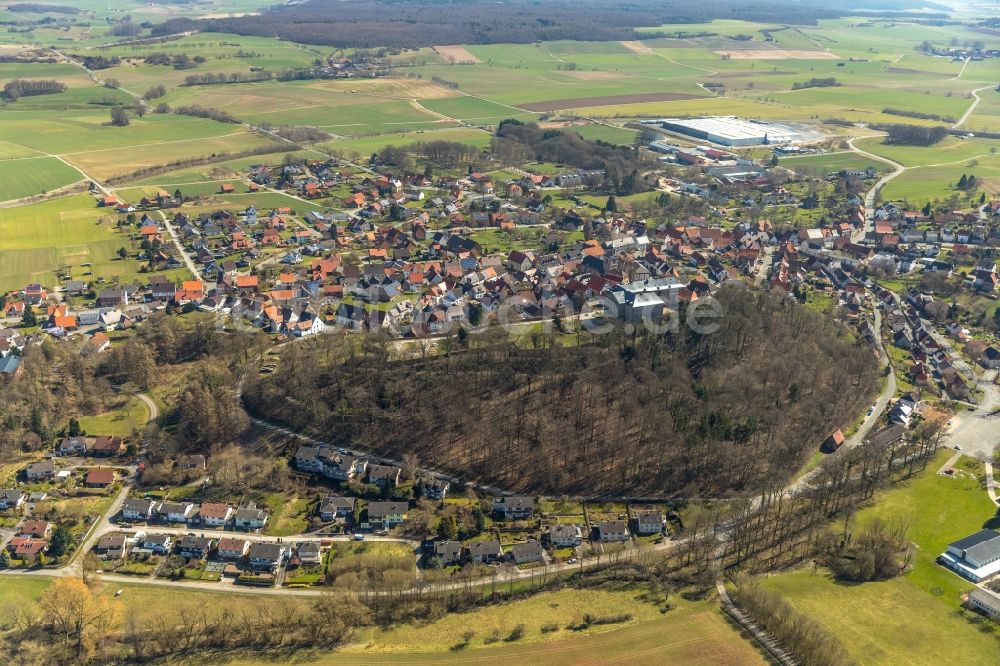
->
(0, 577), (767, 665)
(882, 163), (1000, 208)
(121, 150), (312, 188)
(763, 571), (1000, 665)
(246, 593), (765, 665)
(855, 135), (1000, 168)
(0, 194), (191, 292)
(322, 127), (493, 158)
(0, 156), (83, 202)
(78, 395), (151, 437)
(852, 135), (1000, 206)
(161, 79), (451, 134)
(762, 451), (1000, 665)
(64, 130), (277, 182)
(566, 123), (638, 145)
(779, 151), (887, 177)
(417, 95), (536, 123)
(0, 111), (255, 155)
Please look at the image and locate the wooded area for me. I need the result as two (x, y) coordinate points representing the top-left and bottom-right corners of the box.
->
(150, 0), (849, 48)
(245, 289), (879, 497)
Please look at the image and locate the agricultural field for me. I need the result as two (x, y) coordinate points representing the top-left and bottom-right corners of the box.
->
(321, 128), (492, 158)
(161, 78), (453, 133)
(0, 193), (191, 292)
(62, 130), (276, 182)
(0, 111), (256, 155)
(0, 156), (83, 202)
(121, 149), (312, 187)
(882, 163), (999, 208)
(0, 578), (766, 665)
(0, 62), (93, 87)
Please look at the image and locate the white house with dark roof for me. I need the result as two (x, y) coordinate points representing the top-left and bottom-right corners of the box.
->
(940, 530), (1000, 582)
(596, 520), (630, 542)
(548, 524), (582, 548)
(366, 501), (408, 527)
(492, 496), (534, 520)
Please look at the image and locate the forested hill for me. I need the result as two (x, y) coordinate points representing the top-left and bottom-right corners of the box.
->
(150, 0), (939, 49)
(245, 290), (879, 497)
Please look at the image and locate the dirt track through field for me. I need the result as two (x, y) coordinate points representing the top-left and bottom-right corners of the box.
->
(715, 49), (839, 60)
(519, 91), (704, 112)
(433, 45), (480, 64)
(620, 40), (657, 55)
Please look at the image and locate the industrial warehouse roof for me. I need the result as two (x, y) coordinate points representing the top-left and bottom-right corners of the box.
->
(659, 116), (804, 145)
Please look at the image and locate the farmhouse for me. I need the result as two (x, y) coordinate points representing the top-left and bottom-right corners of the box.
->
(141, 534), (173, 555)
(9, 537), (47, 561)
(158, 501), (196, 523)
(176, 535), (216, 560)
(96, 533), (128, 559)
(90, 435), (124, 457)
(367, 464), (402, 489)
(422, 478), (450, 500)
(633, 510), (664, 535)
(318, 495), (355, 521)
(20, 520), (51, 538)
(56, 437), (88, 456)
(25, 460), (57, 482)
(198, 502), (234, 526)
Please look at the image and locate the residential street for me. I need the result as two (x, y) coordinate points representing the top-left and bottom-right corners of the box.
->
(845, 306), (895, 449)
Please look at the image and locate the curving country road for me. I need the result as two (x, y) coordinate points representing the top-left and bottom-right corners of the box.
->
(136, 392), (159, 421)
(952, 85), (994, 129)
(847, 134), (906, 242)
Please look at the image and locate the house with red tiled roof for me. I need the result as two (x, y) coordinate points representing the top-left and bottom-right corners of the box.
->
(52, 315), (78, 331)
(198, 502), (234, 526)
(20, 520), (50, 539)
(8, 537), (46, 561)
(85, 468), (115, 488)
(344, 193), (366, 208)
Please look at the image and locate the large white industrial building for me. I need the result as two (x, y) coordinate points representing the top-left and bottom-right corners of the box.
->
(659, 116), (805, 146)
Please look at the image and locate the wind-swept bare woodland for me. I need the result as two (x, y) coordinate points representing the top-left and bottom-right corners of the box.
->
(246, 289), (879, 496)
